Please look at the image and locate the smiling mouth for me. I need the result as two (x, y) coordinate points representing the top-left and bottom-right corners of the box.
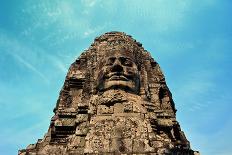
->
(107, 74), (129, 81)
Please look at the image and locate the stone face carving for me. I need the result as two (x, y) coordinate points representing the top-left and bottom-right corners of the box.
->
(96, 47), (140, 94)
(19, 32), (199, 155)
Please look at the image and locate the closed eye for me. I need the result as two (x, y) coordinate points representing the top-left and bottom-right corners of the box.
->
(106, 57), (116, 65)
(120, 57), (133, 67)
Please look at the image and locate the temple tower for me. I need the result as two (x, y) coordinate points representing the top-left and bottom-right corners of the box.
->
(19, 32), (199, 155)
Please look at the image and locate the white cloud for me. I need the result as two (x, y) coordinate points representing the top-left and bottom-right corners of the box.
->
(11, 53), (49, 82)
(81, 0), (98, 7)
(0, 31), (49, 83)
(84, 29), (95, 37)
(173, 70), (215, 112)
(0, 29), (71, 83)
(49, 56), (68, 73)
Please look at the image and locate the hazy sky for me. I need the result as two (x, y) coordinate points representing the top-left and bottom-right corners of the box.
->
(0, 0), (231, 154)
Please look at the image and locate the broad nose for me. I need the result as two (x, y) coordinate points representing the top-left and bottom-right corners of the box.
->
(111, 59), (123, 72)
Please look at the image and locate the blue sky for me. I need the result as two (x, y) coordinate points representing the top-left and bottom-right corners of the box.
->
(0, 0), (231, 154)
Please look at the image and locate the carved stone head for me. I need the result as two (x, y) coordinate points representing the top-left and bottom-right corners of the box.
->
(96, 47), (140, 94)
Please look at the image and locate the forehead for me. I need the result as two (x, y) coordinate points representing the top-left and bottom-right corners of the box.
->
(105, 49), (135, 60)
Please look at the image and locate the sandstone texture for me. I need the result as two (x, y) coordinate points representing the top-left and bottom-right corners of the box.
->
(19, 32), (199, 155)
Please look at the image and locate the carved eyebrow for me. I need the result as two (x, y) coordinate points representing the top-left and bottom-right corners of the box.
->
(119, 56), (133, 61)
(105, 57), (116, 64)
(107, 57), (116, 61)
(108, 56), (116, 59)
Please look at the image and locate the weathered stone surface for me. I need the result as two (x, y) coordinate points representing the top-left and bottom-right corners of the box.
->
(19, 32), (199, 155)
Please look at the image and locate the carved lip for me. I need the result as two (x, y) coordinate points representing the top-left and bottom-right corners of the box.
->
(106, 73), (129, 81)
